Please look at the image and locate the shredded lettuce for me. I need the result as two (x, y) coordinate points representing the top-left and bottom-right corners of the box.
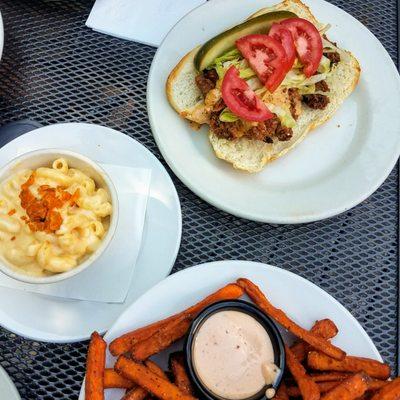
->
(283, 69), (328, 87)
(255, 87), (267, 97)
(304, 73), (327, 85)
(282, 70), (307, 86)
(210, 48), (241, 66)
(208, 48), (242, 78)
(215, 64), (225, 79)
(208, 48), (258, 81)
(267, 104), (296, 128)
(292, 58), (304, 69)
(319, 23), (331, 36)
(239, 68), (256, 79)
(318, 55), (331, 74)
(219, 108), (239, 123)
(281, 55), (330, 93)
(247, 77), (263, 91)
(298, 84), (316, 95)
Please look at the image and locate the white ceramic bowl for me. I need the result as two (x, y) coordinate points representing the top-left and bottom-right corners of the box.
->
(0, 149), (119, 284)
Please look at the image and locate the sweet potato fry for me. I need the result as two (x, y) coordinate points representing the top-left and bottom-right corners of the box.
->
(145, 360), (169, 380)
(309, 319), (339, 340)
(310, 372), (352, 382)
(291, 319), (338, 362)
(109, 283), (244, 356)
(131, 316), (192, 360)
(237, 278), (345, 360)
(356, 395), (372, 400)
(285, 345), (320, 400)
(368, 379), (389, 391)
(287, 381), (340, 397)
(320, 373), (369, 400)
(122, 387), (148, 400)
(85, 332), (107, 400)
(275, 383), (289, 400)
(115, 356), (197, 400)
(104, 368), (135, 389)
(287, 375), (388, 396)
(307, 351), (391, 380)
(285, 379), (387, 400)
(294, 380), (387, 400)
(169, 352), (195, 396)
(122, 360), (169, 400)
(370, 377), (400, 400)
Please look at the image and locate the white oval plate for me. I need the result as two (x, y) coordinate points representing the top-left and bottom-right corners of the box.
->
(78, 260), (382, 400)
(0, 123), (181, 342)
(0, 365), (20, 400)
(148, 0), (400, 224)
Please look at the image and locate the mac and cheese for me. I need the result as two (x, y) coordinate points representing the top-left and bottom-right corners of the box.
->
(0, 158), (112, 276)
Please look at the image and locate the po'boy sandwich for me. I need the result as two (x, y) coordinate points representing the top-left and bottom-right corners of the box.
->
(166, 0), (360, 172)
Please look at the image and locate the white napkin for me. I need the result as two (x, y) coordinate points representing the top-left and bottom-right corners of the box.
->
(86, 0), (206, 47)
(0, 164), (151, 303)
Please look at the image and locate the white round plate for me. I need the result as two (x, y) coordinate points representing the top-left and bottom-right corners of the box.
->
(148, 0), (400, 224)
(79, 260), (382, 400)
(0, 365), (20, 400)
(0, 123), (181, 342)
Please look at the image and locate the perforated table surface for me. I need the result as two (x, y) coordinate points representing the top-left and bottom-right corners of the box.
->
(0, 0), (398, 399)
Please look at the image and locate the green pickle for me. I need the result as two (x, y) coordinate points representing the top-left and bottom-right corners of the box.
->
(194, 11), (297, 71)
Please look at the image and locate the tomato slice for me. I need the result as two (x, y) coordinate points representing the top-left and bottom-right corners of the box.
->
(221, 66), (273, 122)
(269, 23), (296, 72)
(236, 34), (288, 92)
(280, 18), (323, 77)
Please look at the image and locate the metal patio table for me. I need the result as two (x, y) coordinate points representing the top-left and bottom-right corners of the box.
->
(0, 0), (398, 399)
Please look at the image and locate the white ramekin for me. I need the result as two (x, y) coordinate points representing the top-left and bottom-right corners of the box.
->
(0, 149), (119, 284)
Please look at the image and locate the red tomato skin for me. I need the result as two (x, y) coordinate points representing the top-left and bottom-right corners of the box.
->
(236, 34), (288, 92)
(269, 23), (296, 71)
(280, 17), (323, 77)
(221, 66), (273, 122)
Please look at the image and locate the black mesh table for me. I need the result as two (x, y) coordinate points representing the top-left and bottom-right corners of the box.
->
(0, 1), (398, 399)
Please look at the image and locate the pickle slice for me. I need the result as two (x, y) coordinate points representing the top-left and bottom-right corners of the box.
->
(194, 11), (297, 71)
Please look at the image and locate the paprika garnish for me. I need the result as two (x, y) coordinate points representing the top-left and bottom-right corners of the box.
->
(19, 173), (80, 233)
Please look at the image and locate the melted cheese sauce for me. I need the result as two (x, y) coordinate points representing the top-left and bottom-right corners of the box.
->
(193, 310), (279, 400)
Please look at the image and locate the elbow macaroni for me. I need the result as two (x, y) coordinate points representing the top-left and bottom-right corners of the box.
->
(0, 158), (112, 277)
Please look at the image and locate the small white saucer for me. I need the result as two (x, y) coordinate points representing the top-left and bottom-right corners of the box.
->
(0, 123), (182, 342)
(0, 365), (20, 400)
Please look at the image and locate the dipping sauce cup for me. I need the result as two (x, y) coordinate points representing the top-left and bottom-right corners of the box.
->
(185, 300), (285, 400)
